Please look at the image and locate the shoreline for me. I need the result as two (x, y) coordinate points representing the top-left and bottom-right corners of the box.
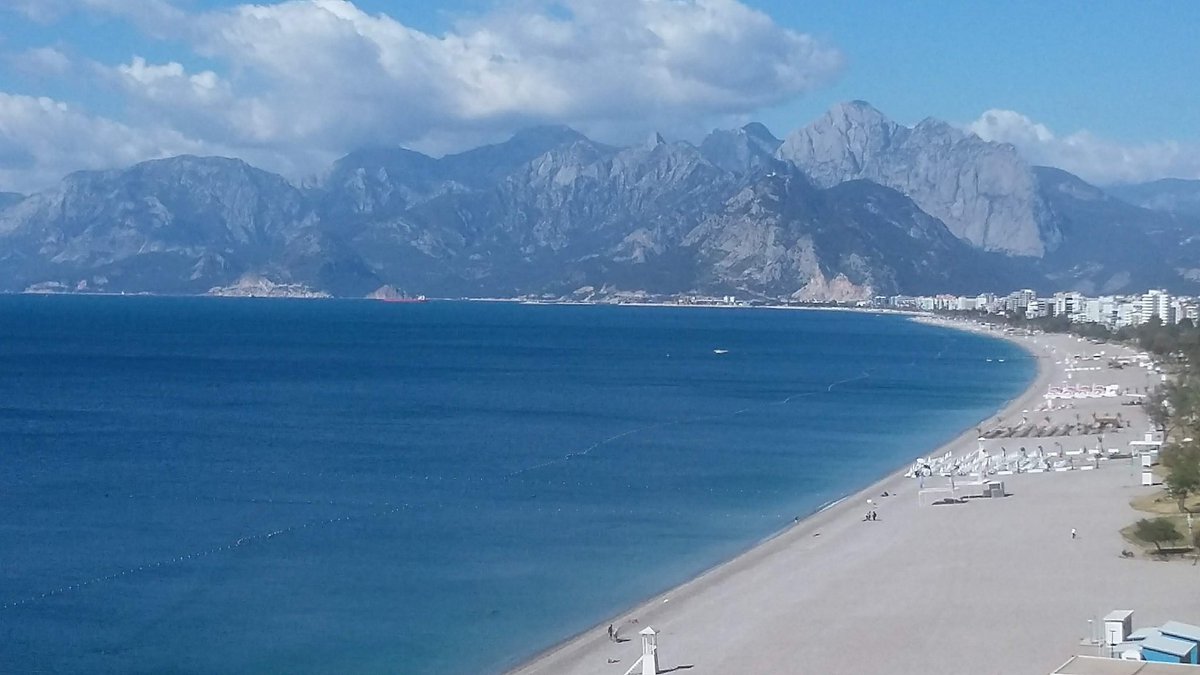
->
(6, 291), (919, 315)
(507, 316), (1052, 674)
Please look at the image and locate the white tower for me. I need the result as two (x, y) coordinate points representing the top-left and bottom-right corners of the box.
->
(639, 626), (659, 675)
(622, 626), (661, 675)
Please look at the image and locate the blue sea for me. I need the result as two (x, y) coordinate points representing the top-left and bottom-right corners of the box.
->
(0, 297), (1033, 674)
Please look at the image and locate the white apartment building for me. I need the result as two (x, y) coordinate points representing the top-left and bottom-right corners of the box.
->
(1115, 300), (1140, 328)
(1052, 291), (1083, 319)
(877, 288), (1197, 330)
(1138, 290), (1172, 324)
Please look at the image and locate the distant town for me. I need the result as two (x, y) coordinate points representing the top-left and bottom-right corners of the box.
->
(512, 286), (1199, 331)
(875, 288), (1197, 329)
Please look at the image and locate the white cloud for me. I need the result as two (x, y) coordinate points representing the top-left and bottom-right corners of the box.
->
(0, 93), (203, 192)
(103, 57), (235, 123)
(7, 47), (74, 76)
(968, 109), (1200, 185)
(3, 0), (183, 33)
(185, 0), (842, 146)
(0, 0), (841, 190)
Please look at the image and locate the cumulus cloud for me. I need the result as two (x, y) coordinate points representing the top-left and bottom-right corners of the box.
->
(0, 93), (203, 192)
(0, 0), (842, 191)
(185, 0), (842, 147)
(968, 109), (1200, 185)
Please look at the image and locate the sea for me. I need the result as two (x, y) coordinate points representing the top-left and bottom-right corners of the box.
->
(0, 296), (1034, 674)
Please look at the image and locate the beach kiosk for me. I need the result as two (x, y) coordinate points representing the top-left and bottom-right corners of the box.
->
(1140, 634), (1197, 664)
(1159, 621), (1200, 664)
(1104, 610), (1134, 645)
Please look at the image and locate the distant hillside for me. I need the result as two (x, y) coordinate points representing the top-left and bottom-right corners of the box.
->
(1107, 178), (1200, 218)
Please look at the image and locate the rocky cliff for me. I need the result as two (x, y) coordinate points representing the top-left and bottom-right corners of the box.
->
(777, 101), (1057, 257)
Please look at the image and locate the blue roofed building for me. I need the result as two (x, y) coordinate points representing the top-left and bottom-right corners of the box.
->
(1129, 628), (1163, 642)
(1159, 622), (1200, 664)
(1141, 634), (1197, 665)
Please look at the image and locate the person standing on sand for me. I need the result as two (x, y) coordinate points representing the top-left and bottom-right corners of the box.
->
(1071, 528), (1077, 539)
(607, 624), (614, 641)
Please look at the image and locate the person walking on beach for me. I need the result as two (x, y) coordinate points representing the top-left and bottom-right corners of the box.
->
(607, 624), (614, 641)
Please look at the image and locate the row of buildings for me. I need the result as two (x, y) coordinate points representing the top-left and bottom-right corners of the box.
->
(876, 289), (1200, 329)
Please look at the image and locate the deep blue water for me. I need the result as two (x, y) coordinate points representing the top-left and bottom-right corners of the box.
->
(0, 297), (1033, 674)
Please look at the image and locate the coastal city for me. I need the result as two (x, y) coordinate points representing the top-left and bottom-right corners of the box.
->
(878, 288), (1199, 328)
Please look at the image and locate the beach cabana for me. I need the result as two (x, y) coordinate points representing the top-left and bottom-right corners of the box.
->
(1158, 621), (1200, 664)
(1140, 634), (1197, 664)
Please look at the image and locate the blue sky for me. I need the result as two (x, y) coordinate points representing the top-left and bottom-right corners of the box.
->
(0, 0), (1197, 192)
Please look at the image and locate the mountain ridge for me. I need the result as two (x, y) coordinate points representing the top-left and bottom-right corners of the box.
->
(1, 102), (1198, 299)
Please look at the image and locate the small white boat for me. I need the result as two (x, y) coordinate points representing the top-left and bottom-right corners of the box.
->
(713, 349), (729, 355)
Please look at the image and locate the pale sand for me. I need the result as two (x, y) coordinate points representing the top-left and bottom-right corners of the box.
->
(510, 323), (1195, 675)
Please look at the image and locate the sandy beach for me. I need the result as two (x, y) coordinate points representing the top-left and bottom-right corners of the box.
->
(510, 319), (1194, 675)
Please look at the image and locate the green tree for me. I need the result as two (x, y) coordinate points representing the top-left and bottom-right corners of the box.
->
(1133, 517), (1183, 553)
(1145, 388), (1172, 438)
(1162, 442), (1200, 513)
(1145, 378), (1200, 442)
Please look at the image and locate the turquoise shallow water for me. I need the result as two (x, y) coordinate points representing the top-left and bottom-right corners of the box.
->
(0, 297), (1033, 673)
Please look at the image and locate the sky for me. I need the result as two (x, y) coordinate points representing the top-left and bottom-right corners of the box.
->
(0, 0), (1197, 193)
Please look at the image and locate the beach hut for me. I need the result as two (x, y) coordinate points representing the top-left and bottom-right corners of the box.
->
(984, 480), (1005, 498)
(1104, 610), (1134, 645)
(1140, 634), (1197, 664)
(1158, 622), (1200, 664)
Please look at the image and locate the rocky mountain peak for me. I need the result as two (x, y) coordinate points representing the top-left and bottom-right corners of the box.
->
(740, 122), (779, 144)
(441, 125), (590, 186)
(777, 101), (1053, 257)
(776, 100), (903, 189)
(830, 99), (894, 128)
(699, 123), (782, 174)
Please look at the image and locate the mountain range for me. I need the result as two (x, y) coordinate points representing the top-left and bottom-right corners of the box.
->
(1, 101), (1197, 300)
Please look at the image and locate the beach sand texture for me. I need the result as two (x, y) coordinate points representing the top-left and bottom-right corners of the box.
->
(510, 325), (1194, 675)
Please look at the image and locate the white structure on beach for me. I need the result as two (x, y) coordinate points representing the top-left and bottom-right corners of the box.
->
(622, 626), (660, 675)
(1106, 610), (1135, 646)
